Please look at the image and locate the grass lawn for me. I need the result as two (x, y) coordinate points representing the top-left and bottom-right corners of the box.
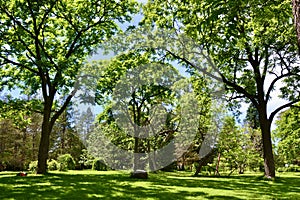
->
(0, 170), (299, 199)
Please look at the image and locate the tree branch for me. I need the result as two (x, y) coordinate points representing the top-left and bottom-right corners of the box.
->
(0, 55), (39, 74)
(269, 99), (300, 123)
(165, 49), (258, 107)
(265, 73), (300, 102)
(51, 89), (77, 125)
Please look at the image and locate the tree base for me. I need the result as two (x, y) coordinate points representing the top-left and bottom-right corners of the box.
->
(130, 170), (148, 179)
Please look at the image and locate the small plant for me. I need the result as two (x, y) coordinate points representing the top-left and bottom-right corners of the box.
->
(92, 159), (107, 171)
(58, 163), (67, 171)
(79, 149), (94, 169)
(47, 159), (59, 171)
(28, 161), (38, 172)
(57, 154), (75, 171)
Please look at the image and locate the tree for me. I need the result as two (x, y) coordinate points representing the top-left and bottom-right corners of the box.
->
(274, 104), (300, 166)
(138, 0), (300, 178)
(245, 103), (260, 130)
(85, 51), (207, 175)
(75, 107), (95, 142)
(0, 0), (137, 174)
(293, 0), (300, 51)
(90, 52), (182, 173)
(217, 116), (262, 175)
(0, 96), (42, 170)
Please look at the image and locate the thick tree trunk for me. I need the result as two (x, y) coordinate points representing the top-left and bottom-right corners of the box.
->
(292, 0), (300, 52)
(260, 121), (275, 178)
(258, 105), (275, 178)
(37, 104), (53, 174)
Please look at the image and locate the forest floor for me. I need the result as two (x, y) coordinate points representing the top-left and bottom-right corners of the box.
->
(0, 170), (299, 199)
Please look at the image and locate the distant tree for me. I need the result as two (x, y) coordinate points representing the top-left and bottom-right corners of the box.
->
(274, 104), (300, 166)
(217, 116), (262, 175)
(75, 107), (95, 142)
(91, 52), (181, 172)
(245, 103), (260, 130)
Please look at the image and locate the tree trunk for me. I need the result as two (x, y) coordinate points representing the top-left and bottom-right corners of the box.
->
(194, 148), (216, 176)
(260, 120), (275, 178)
(21, 127), (27, 170)
(133, 137), (139, 172)
(37, 104), (53, 174)
(215, 152), (221, 176)
(292, 0), (300, 52)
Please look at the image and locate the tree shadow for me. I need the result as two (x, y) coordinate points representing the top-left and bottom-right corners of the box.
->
(0, 171), (299, 199)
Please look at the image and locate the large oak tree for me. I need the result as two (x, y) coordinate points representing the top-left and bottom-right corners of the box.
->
(0, 0), (137, 174)
(138, 0), (300, 178)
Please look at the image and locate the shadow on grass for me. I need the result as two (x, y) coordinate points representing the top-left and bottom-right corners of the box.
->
(0, 171), (299, 199)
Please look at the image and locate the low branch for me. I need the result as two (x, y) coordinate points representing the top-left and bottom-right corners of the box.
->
(266, 73), (300, 102)
(269, 99), (300, 123)
(50, 89), (77, 126)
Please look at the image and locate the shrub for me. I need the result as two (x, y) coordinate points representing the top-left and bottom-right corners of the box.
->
(58, 162), (67, 171)
(28, 161), (38, 172)
(92, 159), (107, 171)
(47, 159), (58, 171)
(79, 149), (94, 169)
(57, 154), (75, 171)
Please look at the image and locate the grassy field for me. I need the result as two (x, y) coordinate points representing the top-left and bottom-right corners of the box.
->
(0, 170), (299, 199)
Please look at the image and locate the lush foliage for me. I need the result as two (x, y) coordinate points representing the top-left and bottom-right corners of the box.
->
(135, 0), (300, 178)
(47, 159), (59, 171)
(274, 104), (300, 167)
(28, 161), (38, 172)
(217, 116), (263, 174)
(57, 154), (75, 171)
(0, 0), (138, 174)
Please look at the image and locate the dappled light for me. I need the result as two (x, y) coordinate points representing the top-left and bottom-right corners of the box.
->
(0, 171), (299, 199)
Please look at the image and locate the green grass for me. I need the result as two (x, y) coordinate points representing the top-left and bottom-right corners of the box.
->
(0, 170), (299, 199)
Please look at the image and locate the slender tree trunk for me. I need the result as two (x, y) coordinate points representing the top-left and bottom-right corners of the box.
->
(32, 132), (36, 161)
(61, 114), (66, 155)
(133, 137), (139, 172)
(258, 105), (275, 178)
(194, 148), (216, 176)
(21, 127), (27, 170)
(215, 152), (221, 176)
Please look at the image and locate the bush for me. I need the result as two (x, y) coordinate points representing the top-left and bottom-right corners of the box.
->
(28, 161), (38, 172)
(92, 159), (107, 171)
(58, 162), (67, 171)
(79, 149), (94, 169)
(57, 154), (75, 171)
(47, 159), (58, 171)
